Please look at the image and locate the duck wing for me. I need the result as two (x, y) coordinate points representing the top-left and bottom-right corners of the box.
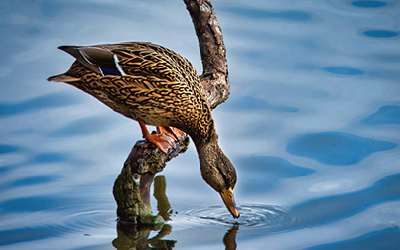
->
(57, 45), (124, 76)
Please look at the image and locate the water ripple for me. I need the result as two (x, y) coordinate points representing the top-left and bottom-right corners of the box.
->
(49, 208), (115, 234)
(0, 205), (115, 245)
(175, 205), (296, 231)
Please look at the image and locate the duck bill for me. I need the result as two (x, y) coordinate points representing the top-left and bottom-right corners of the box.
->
(220, 188), (240, 219)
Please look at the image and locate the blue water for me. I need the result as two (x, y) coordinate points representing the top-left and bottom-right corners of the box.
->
(1, 0), (400, 249)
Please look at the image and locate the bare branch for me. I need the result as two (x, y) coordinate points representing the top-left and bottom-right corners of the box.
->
(184, 0), (230, 109)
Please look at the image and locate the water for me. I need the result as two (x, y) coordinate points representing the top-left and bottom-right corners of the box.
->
(176, 205), (295, 228)
(1, 0), (400, 249)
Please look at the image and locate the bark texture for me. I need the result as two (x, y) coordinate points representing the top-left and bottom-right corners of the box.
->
(184, 0), (230, 109)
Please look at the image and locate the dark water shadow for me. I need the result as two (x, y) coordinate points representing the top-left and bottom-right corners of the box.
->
(0, 141), (90, 174)
(0, 92), (82, 117)
(0, 196), (82, 213)
(304, 226), (400, 250)
(363, 30), (398, 38)
(220, 6), (313, 21)
(0, 175), (57, 193)
(49, 115), (119, 137)
(290, 173), (400, 229)
(361, 105), (400, 125)
(0, 144), (20, 154)
(287, 131), (397, 165)
(0, 196), (84, 246)
(9, 176), (55, 187)
(323, 67), (364, 75)
(0, 227), (63, 246)
(351, 1), (387, 8)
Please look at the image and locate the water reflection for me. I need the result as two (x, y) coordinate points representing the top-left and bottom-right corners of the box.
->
(153, 176), (173, 221)
(113, 223), (176, 250)
(112, 175), (176, 250)
(114, 222), (239, 250)
(112, 175), (239, 249)
(223, 225), (238, 250)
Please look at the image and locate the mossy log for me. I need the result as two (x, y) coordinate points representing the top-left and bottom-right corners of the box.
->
(113, 135), (189, 223)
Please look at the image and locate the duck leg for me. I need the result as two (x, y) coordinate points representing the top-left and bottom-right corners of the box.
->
(138, 120), (174, 154)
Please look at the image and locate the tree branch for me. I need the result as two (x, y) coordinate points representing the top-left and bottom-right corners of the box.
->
(184, 0), (230, 109)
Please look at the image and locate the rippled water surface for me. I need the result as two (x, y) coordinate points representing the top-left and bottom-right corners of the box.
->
(1, 0), (400, 249)
(176, 205), (296, 229)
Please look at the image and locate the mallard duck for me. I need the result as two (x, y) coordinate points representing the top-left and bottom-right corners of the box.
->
(48, 42), (239, 218)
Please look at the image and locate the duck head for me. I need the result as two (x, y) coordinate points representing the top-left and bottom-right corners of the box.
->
(197, 139), (240, 219)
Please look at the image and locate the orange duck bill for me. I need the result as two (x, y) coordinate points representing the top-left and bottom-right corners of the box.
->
(220, 187), (240, 219)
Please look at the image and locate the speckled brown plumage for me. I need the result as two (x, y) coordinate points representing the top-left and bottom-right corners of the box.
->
(49, 42), (212, 143)
(48, 42), (239, 218)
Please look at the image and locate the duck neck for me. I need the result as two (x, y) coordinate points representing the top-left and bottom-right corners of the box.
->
(192, 122), (220, 157)
(192, 125), (224, 183)
(192, 125), (236, 194)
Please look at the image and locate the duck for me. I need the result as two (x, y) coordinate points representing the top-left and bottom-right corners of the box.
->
(48, 42), (240, 219)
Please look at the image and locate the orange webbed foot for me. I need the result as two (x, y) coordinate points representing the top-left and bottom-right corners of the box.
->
(138, 120), (175, 154)
(145, 133), (174, 154)
(157, 126), (186, 142)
